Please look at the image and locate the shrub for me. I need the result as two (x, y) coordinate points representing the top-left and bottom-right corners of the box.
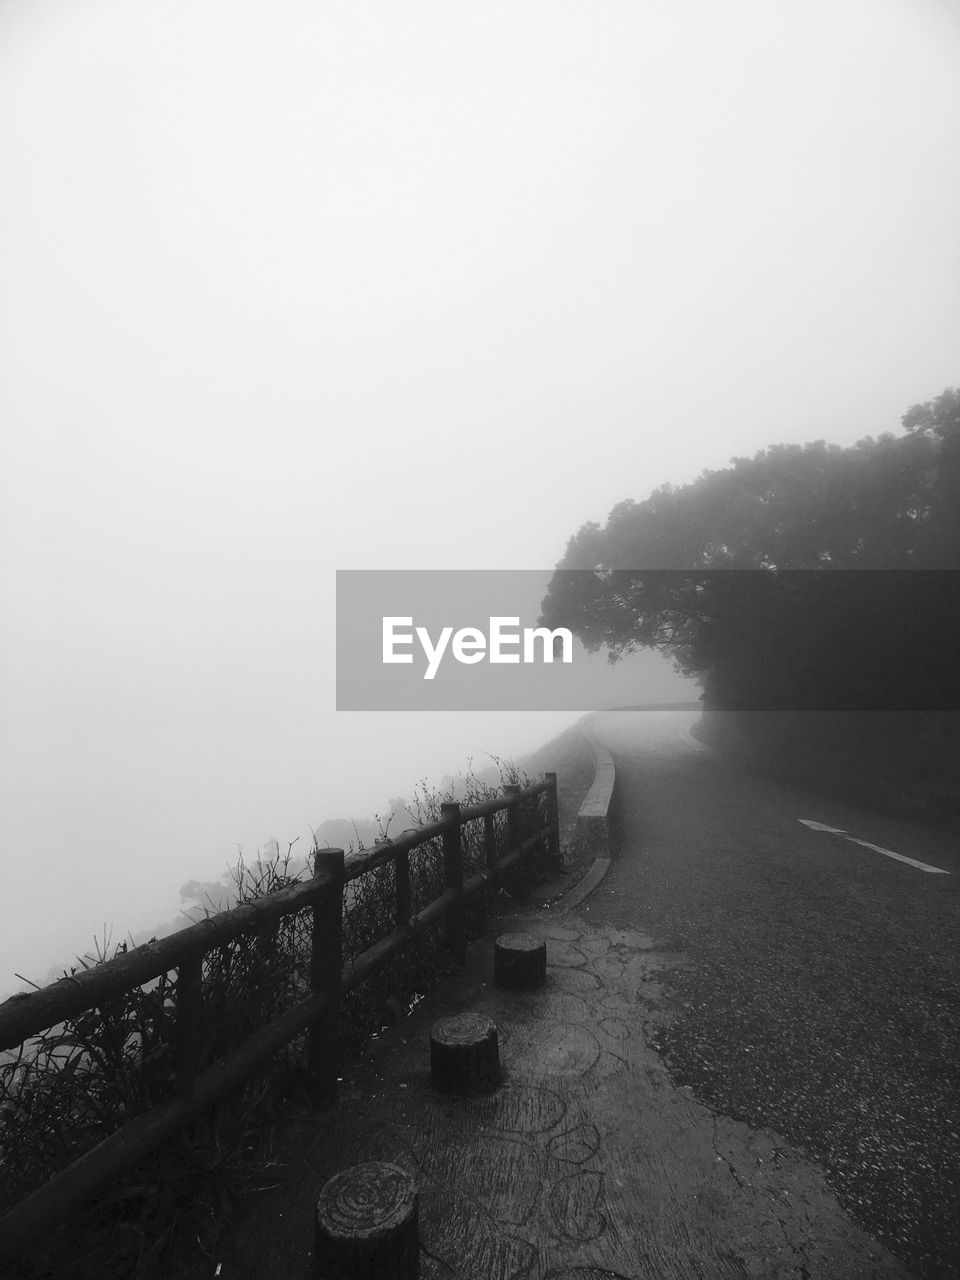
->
(0, 760), (548, 1278)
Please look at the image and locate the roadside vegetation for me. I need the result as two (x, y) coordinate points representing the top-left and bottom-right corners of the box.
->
(0, 760), (558, 1280)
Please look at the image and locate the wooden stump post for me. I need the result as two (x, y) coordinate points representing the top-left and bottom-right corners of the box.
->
(314, 1161), (419, 1279)
(308, 847), (345, 1109)
(430, 1013), (500, 1093)
(494, 932), (547, 990)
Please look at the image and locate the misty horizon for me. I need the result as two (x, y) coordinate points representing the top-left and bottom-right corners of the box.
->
(2, 1), (959, 999)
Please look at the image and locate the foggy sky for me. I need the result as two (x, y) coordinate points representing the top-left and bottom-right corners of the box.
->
(1, 0), (959, 992)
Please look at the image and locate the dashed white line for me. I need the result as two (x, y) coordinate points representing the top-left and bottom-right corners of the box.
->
(844, 837), (950, 875)
(798, 819), (950, 876)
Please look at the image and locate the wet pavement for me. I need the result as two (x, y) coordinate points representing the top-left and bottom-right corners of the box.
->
(226, 902), (909, 1279)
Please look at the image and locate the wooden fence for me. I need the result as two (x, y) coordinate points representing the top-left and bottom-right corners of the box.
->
(0, 774), (560, 1256)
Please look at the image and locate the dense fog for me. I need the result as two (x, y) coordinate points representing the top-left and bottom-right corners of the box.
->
(1, 0), (958, 995)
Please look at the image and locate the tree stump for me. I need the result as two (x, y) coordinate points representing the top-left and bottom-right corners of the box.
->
(494, 932), (547, 990)
(429, 1012), (500, 1093)
(314, 1161), (419, 1279)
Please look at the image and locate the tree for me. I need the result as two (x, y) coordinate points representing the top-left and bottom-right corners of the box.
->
(540, 389), (960, 712)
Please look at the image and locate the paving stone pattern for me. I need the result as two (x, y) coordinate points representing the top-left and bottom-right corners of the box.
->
(230, 916), (909, 1279)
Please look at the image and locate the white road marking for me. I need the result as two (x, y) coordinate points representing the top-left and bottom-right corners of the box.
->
(798, 819), (950, 876)
(844, 837), (950, 875)
(798, 819), (847, 834)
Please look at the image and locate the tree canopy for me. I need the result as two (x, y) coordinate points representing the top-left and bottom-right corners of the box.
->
(540, 388), (960, 711)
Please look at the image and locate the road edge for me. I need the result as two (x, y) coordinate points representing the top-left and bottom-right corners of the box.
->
(553, 714), (619, 912)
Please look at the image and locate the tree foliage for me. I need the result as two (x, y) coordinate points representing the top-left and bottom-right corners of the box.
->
(540, 388), (960, 711)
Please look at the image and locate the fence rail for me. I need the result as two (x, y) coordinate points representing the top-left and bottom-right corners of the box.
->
(0, 773), (560, 1257)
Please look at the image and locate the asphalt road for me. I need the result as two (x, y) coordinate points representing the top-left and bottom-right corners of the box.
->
(580, 709), (960, 1280)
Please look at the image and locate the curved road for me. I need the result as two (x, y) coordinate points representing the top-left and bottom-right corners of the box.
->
(582, 710), (960, 1280)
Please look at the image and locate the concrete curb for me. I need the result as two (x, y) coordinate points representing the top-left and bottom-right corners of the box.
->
(553, 856), (611, 912)
(574, 714), (619, 861)
(548, 714), (621, 913)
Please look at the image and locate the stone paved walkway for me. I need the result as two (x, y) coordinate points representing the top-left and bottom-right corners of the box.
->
(227, 911), (909, 1279)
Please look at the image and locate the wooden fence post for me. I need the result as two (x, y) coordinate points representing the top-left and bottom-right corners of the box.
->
(503, 784), (522, 861)
(175, 954), (203, 1095)
(544, 772), (561, 867)
(308, 847), (345, 1109)
(483, 811), (497, 873)
(441, 803), (466, 963)
(395, 848), (411, 929)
